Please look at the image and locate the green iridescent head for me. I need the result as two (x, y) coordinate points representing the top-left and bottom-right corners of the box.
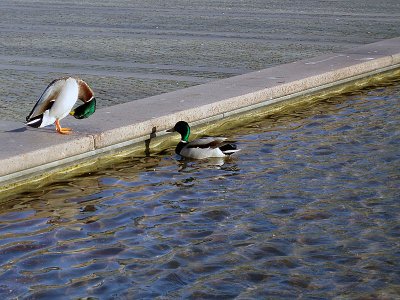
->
(70, 98), (96, 119)
(167, 121), (191, 142)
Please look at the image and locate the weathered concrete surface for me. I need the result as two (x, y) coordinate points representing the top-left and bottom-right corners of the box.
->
(0, 38), (399, 189)
(1, 0), (400, 121)
(0, 121), (95, 179)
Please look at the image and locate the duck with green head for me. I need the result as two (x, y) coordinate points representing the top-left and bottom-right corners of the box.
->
(26, 77), (96, 134)
(69, 97), (96, 119)
(167, 121), (240, 159)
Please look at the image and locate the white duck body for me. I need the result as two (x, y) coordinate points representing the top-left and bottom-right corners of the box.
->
(168, 121), (240, 159)
(40, 78), (79, 127)
(179, 137), (230, 159)
(26, 77), (95, 134)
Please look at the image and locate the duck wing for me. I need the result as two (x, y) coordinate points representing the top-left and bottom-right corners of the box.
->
(26, 78), (67, 121)
(187, 137), (227, 149)
(77, 79), (95, 103)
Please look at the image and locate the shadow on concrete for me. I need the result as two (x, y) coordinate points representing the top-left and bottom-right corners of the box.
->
(5, 127), (27, 133)
(4, 126), (57, 134)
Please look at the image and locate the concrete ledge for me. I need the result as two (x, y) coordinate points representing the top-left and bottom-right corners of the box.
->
(1, 37), (400, 191)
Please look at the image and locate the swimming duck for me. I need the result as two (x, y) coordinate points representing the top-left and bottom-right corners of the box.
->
(167, 121), (240, 159)
(26, 77), (96, 134)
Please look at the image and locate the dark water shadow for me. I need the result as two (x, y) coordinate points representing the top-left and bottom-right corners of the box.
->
(145, 126), (157, 156)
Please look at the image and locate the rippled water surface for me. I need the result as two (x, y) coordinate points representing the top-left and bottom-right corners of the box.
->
(1, 82), (400, 299)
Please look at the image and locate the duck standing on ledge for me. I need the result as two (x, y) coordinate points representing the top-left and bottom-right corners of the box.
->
(167, 121), (240, 159)
(26, 77), (96, 134)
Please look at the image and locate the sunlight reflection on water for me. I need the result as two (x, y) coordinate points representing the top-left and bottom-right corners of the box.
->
(0, 82), (399, 299)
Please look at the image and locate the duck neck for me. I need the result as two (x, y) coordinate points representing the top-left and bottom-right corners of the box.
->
(176, 141), (187, 155)
(181, 127), (190, 142)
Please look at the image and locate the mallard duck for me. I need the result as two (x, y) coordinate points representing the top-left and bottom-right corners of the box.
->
(167, 121), (240, 159)
(26, 77), (96, 134)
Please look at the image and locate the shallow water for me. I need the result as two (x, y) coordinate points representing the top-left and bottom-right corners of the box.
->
(1, 82), (400, 299)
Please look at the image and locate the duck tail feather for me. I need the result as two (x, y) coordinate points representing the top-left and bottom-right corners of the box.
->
(222, 149), (241, 155)
(219, 143), (237, 152)
(26, 114), (43, 128)
(220, 143), (240, 155)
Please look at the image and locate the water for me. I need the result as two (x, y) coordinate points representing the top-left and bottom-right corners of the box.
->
(0, 81), (400, 299)
(1, 0), (400, 121)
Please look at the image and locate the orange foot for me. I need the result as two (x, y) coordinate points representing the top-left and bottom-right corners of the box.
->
(55, 119), (72, 135)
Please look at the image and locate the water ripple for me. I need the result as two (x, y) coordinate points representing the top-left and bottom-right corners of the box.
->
(1, 82), (400, 298)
